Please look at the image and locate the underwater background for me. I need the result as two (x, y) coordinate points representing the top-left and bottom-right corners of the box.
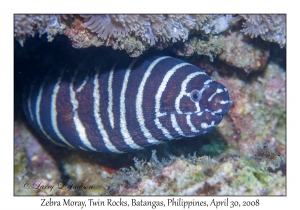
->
(14, 14), (286, 195)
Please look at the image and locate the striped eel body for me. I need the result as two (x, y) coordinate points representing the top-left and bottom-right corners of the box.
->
(23, 56), (233, 153)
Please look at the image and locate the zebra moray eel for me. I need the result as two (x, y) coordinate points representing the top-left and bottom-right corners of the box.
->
(23, 56), (233, 153)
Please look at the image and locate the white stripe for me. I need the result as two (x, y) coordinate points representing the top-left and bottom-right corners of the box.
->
(79, 146), (89, 151)
(205, 108), (223, 114)
(175, 72), (205, 114)
(186, 114), (199, 132)
(107, 62), (117, 129)
(76, 74), (89, 93)
(208, 88), (223, 102)
(51, 71), (75, 148)
(154, 118), (173, 139)
(70, 70), (97, 151)
(27, 83), (34, 121)
(35, 72), (65, 147)
(170, 114), (185, 136)
(201, 121), (215, 129)
(93, 70), (122, 153)
(136, 56), (169, 143)
(195, 102), (201, 113)
(219, 100), (232, 104)
(155, 62), (191, 139)
(197, 111), (204, 116)
(120, 59), (143, 150)
(200, 80), (213, 94)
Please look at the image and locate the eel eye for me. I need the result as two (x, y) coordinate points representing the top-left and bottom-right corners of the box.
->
(190, 89), (202, 102)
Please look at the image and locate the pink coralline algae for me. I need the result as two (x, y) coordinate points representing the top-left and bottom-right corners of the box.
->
(211, 62), (286, 156)
(14, 120), (75, 195)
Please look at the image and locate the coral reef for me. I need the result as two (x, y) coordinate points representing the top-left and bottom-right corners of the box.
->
(62, 153), (113, 195)
(14, 14), (286, 57)
(14, 120), (75, 195)
(240, 14), (286, 48)
(80, 14), (239, 46)
(107, 150), (285, 195)
(174, 32), (270, 73)
(14, 14), (65, 46)
(63, 17), (104, 49)
(196, 61), (286, 157)
(111, 36), (146, 57)
(218, 32), (269, 73)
